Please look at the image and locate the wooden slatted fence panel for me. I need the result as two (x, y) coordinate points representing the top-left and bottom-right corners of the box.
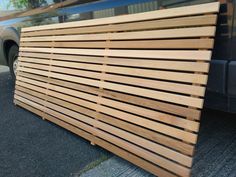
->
(14, 2), (220, 177)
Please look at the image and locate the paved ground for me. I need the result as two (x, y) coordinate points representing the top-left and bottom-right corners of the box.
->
(0, 70), (111, 177)
(0, 68), (236, 177)
(81, 108), (236, 177)
(192, 109), (236, 177)
(0, 66), (9, 73)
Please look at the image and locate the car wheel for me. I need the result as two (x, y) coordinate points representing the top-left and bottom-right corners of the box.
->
(8, 45), (19, 81)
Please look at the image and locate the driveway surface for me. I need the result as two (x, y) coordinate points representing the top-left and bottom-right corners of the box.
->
(0, 70), (111, 177)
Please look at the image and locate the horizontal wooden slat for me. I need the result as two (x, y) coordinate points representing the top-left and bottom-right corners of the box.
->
(18, 72), (201, 121)
(19, 55), (210, 72)
(15, 79), (198, 144)
(16, 84), (195, 155)
(15, 80), (199, 132)
(19, 47), (212, 61)
(17, 70), (204, 108)
(15, 90), (193, 168)
(18, 61), (206, 96)
(21, 27), (216, 42)
(18, 63), (208, 85)
(21, 2), (219, 32)
(21, 15), (217, 37)
(20, 38), (215, 49)
(18, 52), (210, 76)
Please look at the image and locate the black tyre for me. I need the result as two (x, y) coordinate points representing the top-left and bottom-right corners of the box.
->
(8, 45), (19, 81)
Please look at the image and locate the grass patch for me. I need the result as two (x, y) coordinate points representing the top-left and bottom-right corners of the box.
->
(77, 155), (111, 176)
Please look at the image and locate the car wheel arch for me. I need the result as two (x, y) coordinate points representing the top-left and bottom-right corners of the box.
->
(3, 40), (18, 65)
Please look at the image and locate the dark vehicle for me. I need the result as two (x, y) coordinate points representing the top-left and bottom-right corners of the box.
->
(0, 0), (235, 113)
(0, 26), (19, 79)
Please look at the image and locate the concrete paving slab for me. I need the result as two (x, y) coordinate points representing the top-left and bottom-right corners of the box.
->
(0, 65), (9, 73)
(80, 156), (154, 177)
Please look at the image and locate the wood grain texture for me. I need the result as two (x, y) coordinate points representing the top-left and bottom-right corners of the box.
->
(21, 27), (216, 41)
(15, 2), (219, 177)
(21, 15), (217, 37)
(20, 39), (215, 49)
(19, 47), (212, 60)
(21, 2), (219, 32)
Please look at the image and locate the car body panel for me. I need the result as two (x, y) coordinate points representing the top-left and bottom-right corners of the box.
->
(228, 61), (236, 97)
(0, 27), (19, 66)
(207, 60), (227, 94)
(0, 38), (6, 65)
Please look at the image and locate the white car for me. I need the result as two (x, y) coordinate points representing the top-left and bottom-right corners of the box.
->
(0, 26), (19, 80)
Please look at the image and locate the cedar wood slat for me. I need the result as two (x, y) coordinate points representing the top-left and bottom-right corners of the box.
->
(15, 76), (200, 132)
(16, 72), (205, 108)
(18, 57), (209, 84)
(21, 15), (217, 37)
(16, 76), (199, 144)
(19, 56), (210, 72)
(19, 47), (212, 60)
(20, 39), (214, 49)
(18, 61), (206, 96)
(16, 84), (195, 156)
(21, 2), (219, 32)
(21, 27), (216, 41)
(17, 72), (202, 120)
